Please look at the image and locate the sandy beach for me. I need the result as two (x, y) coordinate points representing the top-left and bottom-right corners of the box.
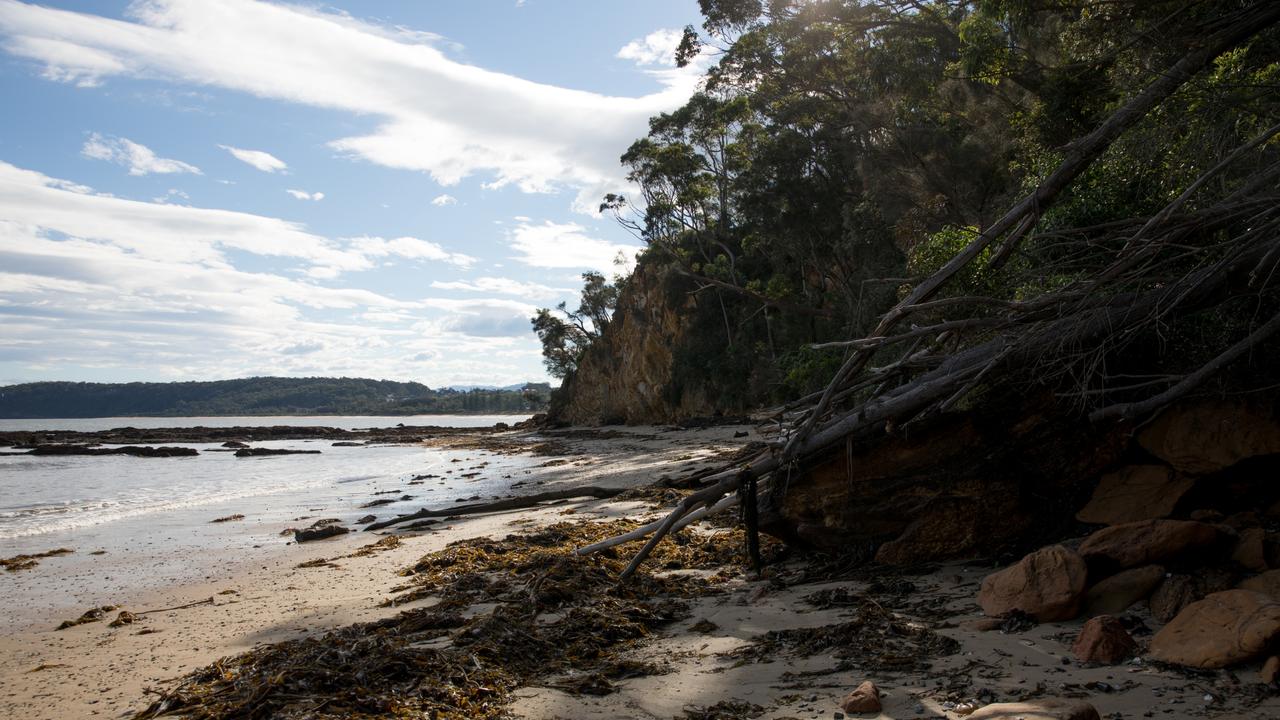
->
(3, 425), (1278, 719)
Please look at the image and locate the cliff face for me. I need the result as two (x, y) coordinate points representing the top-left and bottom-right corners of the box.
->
(553, 263), (716, 425)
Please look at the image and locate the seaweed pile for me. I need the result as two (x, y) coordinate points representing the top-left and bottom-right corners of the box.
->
(1, 547), (73, 572)
(132, 520), (782, 719)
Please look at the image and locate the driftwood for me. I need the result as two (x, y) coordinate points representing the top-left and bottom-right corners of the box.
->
(365, 486), (625, 531)
(582, 2), (1280, 578)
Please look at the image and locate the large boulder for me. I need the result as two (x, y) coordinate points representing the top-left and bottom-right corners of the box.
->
(1148, 590), (1280, 668)
(1240, 570), (1280, 600)
(1073, 615), (1136, 664)
(1078, 519), (1223, 571)
(968, 699), (1100, 720)
(978, 545), (1088, 621)
(1082, 564), (1165, 617)
(1138, 399), (1280, 474)
(1075, 465), (1193, 526)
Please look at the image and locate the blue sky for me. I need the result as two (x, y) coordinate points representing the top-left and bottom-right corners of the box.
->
(0, 0), (706, 387)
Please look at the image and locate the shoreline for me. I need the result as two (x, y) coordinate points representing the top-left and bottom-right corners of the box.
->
(0, 424), (750, 719)
(2, 425), (1277, 719)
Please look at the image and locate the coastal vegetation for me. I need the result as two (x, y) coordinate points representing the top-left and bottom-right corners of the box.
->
(0, 377), (550, 418)
(539, 0), (1280, 423)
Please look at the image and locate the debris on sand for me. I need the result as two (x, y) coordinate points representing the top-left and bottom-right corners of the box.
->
(131, 520), (777, 720)
(2, 547), (73, 572)
(56, 605), (117, 630)
(209, 514), (244, 523)
(109, 610), (139, 628)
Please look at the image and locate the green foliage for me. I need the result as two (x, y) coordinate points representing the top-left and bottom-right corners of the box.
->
(552, 0), (1280, 415)
(531, 272), (622, 379)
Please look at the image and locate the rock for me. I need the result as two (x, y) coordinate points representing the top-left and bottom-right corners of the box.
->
(968, 698), (1100, 720)
(1262, 656), (1280, 684)
(1190, 509), (1225, 522)
(839, 681), (881, 714)
(356, 514), (377, 524)
(1082, 565), (1165, 617)
(1239, 569), (1280, 600)
(1139, 399), (1280, 474)
(1075, 465), (1192, 526)
(294, 525), (349, 542)
(1148, 590), (1280, 668)
(1072, 615), (1136, 664)
(235, 447), (322, 457)
(978, 545), (1088, 621)
(1078, 519), (1223, 571)
(331, 441), (363, 447)
(221, 441), (249, 448)
(210, 514), (245, 523)
(1223, 511), (1261, 530)
(1150, 575), (1198, 623)
(1232, 528), (1270, 572)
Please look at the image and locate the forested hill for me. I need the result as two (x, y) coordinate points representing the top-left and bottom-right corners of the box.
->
(0, 378), (551, 418)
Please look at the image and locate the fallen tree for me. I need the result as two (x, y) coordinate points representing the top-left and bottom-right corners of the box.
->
(579, 0), (1280, 578)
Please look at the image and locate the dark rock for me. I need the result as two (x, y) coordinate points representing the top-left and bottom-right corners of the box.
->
(1150, 575), (1198, 623)
(978, 545), (1088, 622)
(357, 514), (377, 524)
(1078, 519), (1224, 572)
(1138, 398), (1280, 474)
(1262, 656), (1280, 684)
(331, 441), (363, 447)
(1240, 569), (1280, 600)
(235, 448), (322, 457)
(1073, 615), (1136, 664)
(221, 441), (249, 448)
(1148, 590), (1280, 668)
(294, 524), (349, 542)
(1076, 465), (1192, 526)
(28, 444), (198, 457)
(1232, 528), (1270, 572)
(1083, 564), (1165, 617)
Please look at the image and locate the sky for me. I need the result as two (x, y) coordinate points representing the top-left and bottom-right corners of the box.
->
(0, 0), (707, 388)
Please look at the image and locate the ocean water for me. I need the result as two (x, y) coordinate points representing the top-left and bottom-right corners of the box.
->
(0, 416), (534, 552)
(0, 414), (530, 433)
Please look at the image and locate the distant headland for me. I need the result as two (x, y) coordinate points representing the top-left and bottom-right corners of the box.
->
(0, 377), (550, 418)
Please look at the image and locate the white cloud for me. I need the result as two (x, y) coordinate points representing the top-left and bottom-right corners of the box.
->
(617, 28), (684, 67)
(81, 133), (201, 176)
(430, 193), (456, 206)
(0, 0), (701, 211)
(431, 276), (572, 300)
(349, 236), (475, 269)
(218, 144), (287, 173)
(0, 161), (552, 383)
(508, 220), (641, 273)
(286, 188), (324, 201)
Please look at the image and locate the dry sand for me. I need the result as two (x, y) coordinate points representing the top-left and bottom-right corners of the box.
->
(3, 424), (1277, 719)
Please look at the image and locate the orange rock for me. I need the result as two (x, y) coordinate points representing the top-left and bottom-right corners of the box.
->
(1075, 465), (1192, 526)
(1078, 519), (1222, 571)
(1072, 615), (1136, 664)
(840, 680), (881, 714)
(1148, 590), (1280, 668)
(978, 545), (1087, 622)
(968, 698), (1100, 720)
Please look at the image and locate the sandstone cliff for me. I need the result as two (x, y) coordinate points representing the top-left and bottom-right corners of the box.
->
(553, 263), (717, 425)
